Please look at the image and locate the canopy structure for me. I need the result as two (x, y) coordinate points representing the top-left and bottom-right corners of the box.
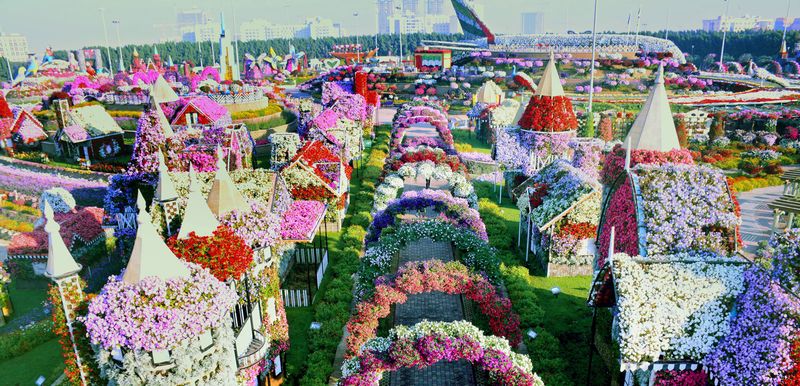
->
(207, 147), (250, 217)
(177, 166), (220, 239)
(624, 65), (681, 152)
(475, 80), (504, 104)
(535, 51), (565, 97)
(122, 192), (190, 284)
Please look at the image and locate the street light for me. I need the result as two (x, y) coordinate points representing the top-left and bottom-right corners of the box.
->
(112, 20), (123, 72)
(353, 12), (361, 63)
(99, 8), (113, 73)
(719, 0), (730, 73)
(395, 5), (404, 68)
(782, 0), (792, 56)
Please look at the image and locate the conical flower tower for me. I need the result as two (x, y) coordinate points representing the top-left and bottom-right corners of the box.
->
(207, 147), (249, 217)
(150, 74), (179, 138)
(518, 51), (578, 132)
(177, 166), (220, 239)
(43, 200), (89, 385)
(623, 64), (681, 152)
(123, 192), (191, 283)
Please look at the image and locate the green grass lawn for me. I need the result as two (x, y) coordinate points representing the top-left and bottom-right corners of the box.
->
(0, 338), (64, 386)
(5, 282), (48, 324)
(285, 307), (314, 378)
(452, 129), (492, 154)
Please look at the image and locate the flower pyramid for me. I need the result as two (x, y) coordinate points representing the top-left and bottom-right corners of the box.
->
(517, 52), (578, 132)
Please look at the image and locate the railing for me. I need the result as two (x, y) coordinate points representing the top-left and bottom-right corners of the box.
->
(103, 94), (150, 105)
(206, 92), (267, 106)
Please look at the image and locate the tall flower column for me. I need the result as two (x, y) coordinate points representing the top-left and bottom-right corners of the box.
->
(42, 200), (88, 385)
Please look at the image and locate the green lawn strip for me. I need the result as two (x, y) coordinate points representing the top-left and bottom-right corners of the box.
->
(5, 282), (49, 323)
(285, 307), (314, 377)
(452, 129), (491, 154)
(0, 338), (64, 386)
(294, 125), (390, 386)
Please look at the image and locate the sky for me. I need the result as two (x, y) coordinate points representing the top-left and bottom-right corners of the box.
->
(0, 0), (793, 53)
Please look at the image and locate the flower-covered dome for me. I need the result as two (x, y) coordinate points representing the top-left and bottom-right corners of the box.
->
(517, 52), (577, 132)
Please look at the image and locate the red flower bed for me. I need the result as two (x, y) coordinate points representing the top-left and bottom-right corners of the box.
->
(601, 144), (694, 185)
(387, 148), (467, 174)
(345, 260), (521, 357)
(9, 207), (104, 255)
(559, 222), (597, 239)
(518, 96), (578, 132)
(528, 184), (549, 210)
(597, 179), (638, 267)
(168, 226), (253, 281)
(653, 370), (708, 386)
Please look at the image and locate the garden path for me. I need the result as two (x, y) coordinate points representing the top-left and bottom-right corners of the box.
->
(737, 184), (783, 254)
(388, 122), (477, 386)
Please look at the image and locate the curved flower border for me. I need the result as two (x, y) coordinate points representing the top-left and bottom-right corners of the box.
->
(345, 260), (521, 357)
(373, 161), (476, 213)
(340, 320), (542, 386)
(367, 189), (487, 242)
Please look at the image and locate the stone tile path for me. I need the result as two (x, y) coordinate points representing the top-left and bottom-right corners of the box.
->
(738, 184), (783, 253)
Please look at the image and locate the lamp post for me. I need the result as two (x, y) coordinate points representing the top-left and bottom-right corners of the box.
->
(99, 8), (113, 73)
(719, 0), (730, 72)
(112, 20), (123, 71)
(782, 0), (792, 55)
(395, 5), (404, 68)
(354, 12), (361, 63)
(587, 0), (599, 119)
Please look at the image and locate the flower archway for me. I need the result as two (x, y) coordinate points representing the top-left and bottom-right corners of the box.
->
(386, 147), (467, 174)
(373, 161), (475, 212)
(367, 189), (487, 242)
(391, 105), (453, 152)
(345, 260), (521, 356)
(340, 321), (542, 386)
(356, 220), (500, 300)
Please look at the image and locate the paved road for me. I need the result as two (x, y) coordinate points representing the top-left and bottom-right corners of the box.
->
(737, 184), (783, 253)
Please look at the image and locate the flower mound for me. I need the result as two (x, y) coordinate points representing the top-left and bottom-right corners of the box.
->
(518, 96), (577, 132)
(367, 189), (487, 242)
(168, 226), (254, 282)
(340, 321), (542, 386)
(346, 260), (521, 356)
(84, 263), (238, 351)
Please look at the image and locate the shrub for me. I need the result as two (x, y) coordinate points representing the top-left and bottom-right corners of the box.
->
(0, 320), (54, 361)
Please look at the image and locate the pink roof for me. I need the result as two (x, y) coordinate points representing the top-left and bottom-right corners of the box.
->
(174, 96), (230, 124)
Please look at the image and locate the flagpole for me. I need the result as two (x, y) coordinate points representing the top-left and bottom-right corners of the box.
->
(719, 0), (730, 72)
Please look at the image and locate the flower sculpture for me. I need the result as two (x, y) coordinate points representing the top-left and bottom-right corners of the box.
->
(84, 263), (238, 351)
(367, 190), (487, 242)
(518, 96), (578, 132)
(340, 321), (542, 386)
(346, 260), (521, 356)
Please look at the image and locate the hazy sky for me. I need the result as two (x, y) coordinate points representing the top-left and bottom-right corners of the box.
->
(0, 0), (793, 53)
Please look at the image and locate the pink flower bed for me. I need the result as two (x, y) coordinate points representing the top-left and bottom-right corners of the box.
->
(9, 207), (105, 255)
(597, 179), (638, 266)
(345, 260), (521, 357)
(280, 201), (326, 240)
(601, 144), (694, 185)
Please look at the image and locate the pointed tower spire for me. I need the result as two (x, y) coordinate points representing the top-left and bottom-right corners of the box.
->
(122, 191), (190, 284)
(220, 12), (226, 36)
(133, 47), (139, 57)
(153, 45), (159, 56)
(168, 55), (174, 67)
(535, 51), (565, 97)
(607, 226), (616, 265)
(43, 201), (82, 279)
(151, 74), (179, 103)
(178, 166), (220, 239)
(207, 146), (249, 217)
(118, 53), (125, 73)
(155, 152), (178, 202)
(623, 64), (680, 152)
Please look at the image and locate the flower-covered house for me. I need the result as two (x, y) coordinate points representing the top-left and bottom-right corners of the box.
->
(280, 140), (351, 230)
(53, 102), (125, 164)
(0, 105), (48, 154)
(170, 95), (233, 126)
(516, 159), (602, 276)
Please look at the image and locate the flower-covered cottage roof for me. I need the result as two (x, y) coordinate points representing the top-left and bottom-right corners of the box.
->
(165, 169), (289, 216)
(9, 206), (105, 256)
(598, 163), (741, 266)
(624, 65), (681, 152)
(475, 80), (504, 104)
(0, 107), (46, 143)
(64, 105), (124, 138)
(171, 96), (231, 126)
(284, 140), (352, 194)
(123, 192), (191, 284)
(517, 159), (601, 230)
(609, 252), (747, 370)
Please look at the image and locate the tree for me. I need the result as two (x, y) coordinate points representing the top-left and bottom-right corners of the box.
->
(599, 115), (614, 142)
(582, 112), (595, 138)
(710, 112), (727, 140)
(675, 115), (689, 148)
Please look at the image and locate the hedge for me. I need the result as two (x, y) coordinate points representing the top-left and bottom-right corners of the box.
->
(298, 125), (391, 386)
(0, 320), (55, 361)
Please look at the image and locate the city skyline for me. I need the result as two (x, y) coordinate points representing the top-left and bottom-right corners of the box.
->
(0, 0), (796, 54)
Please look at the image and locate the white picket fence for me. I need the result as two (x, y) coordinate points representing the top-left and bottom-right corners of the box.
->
(281, 289), (310, 308)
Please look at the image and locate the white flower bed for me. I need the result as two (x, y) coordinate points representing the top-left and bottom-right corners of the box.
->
(611, 253), (745, 366)
(373, 161), (476, 212)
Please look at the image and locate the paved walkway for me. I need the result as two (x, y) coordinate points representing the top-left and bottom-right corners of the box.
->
(387, 121), (477, 386)
(738, 184), (782, 253)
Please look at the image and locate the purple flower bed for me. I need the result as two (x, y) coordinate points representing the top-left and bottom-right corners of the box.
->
(0, 164), (107, 206)
(703, 267), (800, 385)
(219, 201), (281, 249)
(367, 189), (487, 243)
(459, 152), (494, 163)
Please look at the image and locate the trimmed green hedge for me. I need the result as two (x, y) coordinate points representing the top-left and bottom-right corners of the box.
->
(297, 125), (391, 386)
(0, 320), (55, 361)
